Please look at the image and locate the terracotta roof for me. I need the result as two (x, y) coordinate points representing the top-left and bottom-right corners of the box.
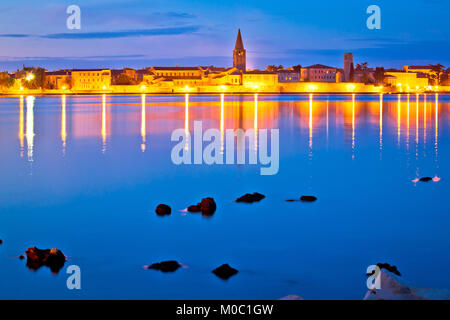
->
(305, 64), (336, 69)
(159, 76), (202, 80)
(72, 69), (110, 72)
(45, 70), (71, 76)
(152, 67), (200, 71)
(408, 65), (434, 70)
(244, 71), (276, 75)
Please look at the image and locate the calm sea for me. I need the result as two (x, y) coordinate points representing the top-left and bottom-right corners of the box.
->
(0, 94), (448, 299)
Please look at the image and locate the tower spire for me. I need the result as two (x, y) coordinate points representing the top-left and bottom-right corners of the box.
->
(233, 29), (246, 71)
(235, 29), (244, 50)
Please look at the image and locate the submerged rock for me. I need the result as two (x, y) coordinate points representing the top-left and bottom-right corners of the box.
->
(188, 197), (217, 217)
(300, 196), (317, 202)
(236, 192), (266, 203)
(199, 197), (217, 216)
(155, 204), (171, 216)
(374, 263), (401, 276)
(419, 177), (433, 182)
(278, 295), (304, 300)
(147, 260), (181, 272)
(365, 264), (450, 300)
(187, 204), (201, 212)
(212, 264), (238, 280)
(25, 247), (66, 273)
(0, 239), (3, 244)
(19, 255), (25, 260)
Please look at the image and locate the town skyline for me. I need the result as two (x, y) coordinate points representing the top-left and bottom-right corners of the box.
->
(1, 28), (448, 95)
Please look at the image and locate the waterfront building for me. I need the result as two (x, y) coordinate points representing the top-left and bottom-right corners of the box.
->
(208, 68), (242, 85)
(301, 64), (339, 82)
(147, 67), (207, 86)
(71, 69), (112, 91)
(111, 68), (138, 85)
(384, 71), (429, 90)
(45, 70), (71, 89)
(243, 70), (278, 87)
(403, 65), (442, 85)
(149, 66), (204, 78)
(277, 70), (301, 82)
(403, 65), (436, 76)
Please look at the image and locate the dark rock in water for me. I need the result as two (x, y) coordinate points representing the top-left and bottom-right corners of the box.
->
(155, 204), (171, 216)
(0, 239), (3, 244)
(25, 247), (66, 273)
(188, 204), (201, 212)
(212, 264), (238, 280)
(300, 195), (317, 202)
(199, 197), (216, 216)
(376, 263), (401, 276)
(419, 177), (433, 182)
(147, 260), (181, 272)
(19, 255), (25, 260)
(236, 192), (266, 203)
(188, 198), (217, 217)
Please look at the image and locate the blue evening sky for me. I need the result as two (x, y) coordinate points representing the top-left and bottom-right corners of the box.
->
(0, 0), (448, 71)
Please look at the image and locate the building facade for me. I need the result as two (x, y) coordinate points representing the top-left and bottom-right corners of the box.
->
(403, 65), (442, 85)
(384, 71), (429, 89)
(243, 71), (278, 87)
(277, 70), (300, 82)
(301, 64), (339, 82)
(45, 70), (71, 89)
(71, 69), (112, 91)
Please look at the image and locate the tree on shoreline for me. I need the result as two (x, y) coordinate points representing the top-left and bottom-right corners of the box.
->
(0, 73), (15, 88)
(265, 65), (284, 72)
(21, 67), (46, 89)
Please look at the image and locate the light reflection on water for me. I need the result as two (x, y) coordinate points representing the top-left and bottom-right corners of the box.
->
(0, 93), (448, 299)
(8, 93), (446, 196)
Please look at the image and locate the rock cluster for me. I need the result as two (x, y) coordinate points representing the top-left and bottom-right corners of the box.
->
(147, 260), (181, 272)
(188, 197), (217, 217)
(235, 192), (265, 203)
(25, 247), (66, 273)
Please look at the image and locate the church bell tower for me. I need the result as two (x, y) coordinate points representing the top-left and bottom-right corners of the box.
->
(233, 29), (246, 71)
